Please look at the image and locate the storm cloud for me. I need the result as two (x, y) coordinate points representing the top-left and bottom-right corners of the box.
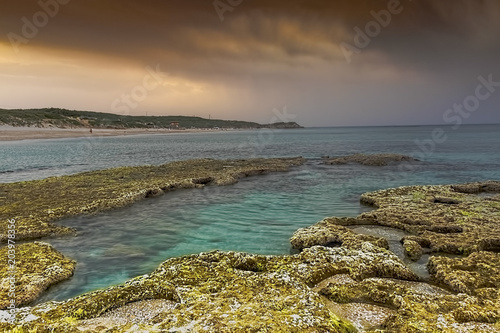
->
(1, 0), (499, 126)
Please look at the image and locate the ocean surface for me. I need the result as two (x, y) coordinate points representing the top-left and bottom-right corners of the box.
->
(1, 125), (499, 304)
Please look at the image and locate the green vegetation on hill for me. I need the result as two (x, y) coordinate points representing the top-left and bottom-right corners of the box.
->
(0, 108), (303, 129)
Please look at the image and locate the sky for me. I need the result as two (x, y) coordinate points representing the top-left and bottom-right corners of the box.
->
(0, 0), (499, 127)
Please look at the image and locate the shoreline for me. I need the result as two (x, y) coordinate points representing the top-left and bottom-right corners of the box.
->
(0, 126), (251, 142)
(0, 157), (305, 311)
(0, 157), (305, 243)
(0, 155), (498, 331)
(1, 178), (498, 331)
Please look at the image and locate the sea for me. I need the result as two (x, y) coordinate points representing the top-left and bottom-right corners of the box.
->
(1, 125), (499, 303)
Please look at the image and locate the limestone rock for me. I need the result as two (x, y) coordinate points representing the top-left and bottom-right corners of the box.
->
(403, 239), (423, 261)
(428, 251), (500, 296)
(319, 276), (499, 332)
(359, 181), (500, 255)
(290, 217), (389, 250)
(322, 153), (418, 166)
(0, 242), (75, 309)
(1, 244), (419, 332)
(0, 157), (305, 242)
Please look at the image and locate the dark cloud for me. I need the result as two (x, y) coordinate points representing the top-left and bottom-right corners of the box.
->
(1, 0), (499, 125)
(2, 0), (498, 70)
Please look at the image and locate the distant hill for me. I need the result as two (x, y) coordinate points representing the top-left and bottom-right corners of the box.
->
(0, 108), (303, 130)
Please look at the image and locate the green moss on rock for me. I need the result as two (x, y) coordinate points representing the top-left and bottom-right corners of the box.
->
(0, 157), (305, 242)
(322, 153), (418, 166)
(2, 169), (499, 332)
(319, 276), (499, 332)
(359, 181), (500, 255)
(0, 242), (75, 309)
(0, 243), (420, 332)
(290, 181), (500, 332)
(290, 217), (389, 250)
(403, 239), (423, 261)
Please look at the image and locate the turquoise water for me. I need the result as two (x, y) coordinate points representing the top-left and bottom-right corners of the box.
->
(1, 125), (498, 303)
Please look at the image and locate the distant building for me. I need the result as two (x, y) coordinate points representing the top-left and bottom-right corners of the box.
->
(170, 122), (180, 128)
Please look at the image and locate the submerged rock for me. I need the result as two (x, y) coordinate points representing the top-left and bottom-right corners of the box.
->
(322, 153), (418, 166)
(0, 157), (305, 242)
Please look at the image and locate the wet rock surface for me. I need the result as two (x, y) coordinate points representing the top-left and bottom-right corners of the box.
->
(322, 153), (418, 166)
(290, 217), (389, 250)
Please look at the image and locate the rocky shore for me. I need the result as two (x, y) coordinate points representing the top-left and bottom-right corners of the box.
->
(2, 244), (417, 332)
(0, 157), (305, 242)
(322, 153), (418, 166)
(0, 242), (76, 309)
(0, 157), (305, 319)
(0, 157), (499, 332)
(290, 180), (500, 332)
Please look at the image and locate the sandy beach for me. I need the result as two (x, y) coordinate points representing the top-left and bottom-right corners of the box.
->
(0, 126), (231, 142)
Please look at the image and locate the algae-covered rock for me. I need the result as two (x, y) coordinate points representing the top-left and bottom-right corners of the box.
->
(359, 181), (500, 255)
(0, 157), (305, 242)
(0, 244), (420, 332)
(403, 239), (423, 261)
(323, 153), (418, 166)
(428, 251), (500, 296)
(451, 181), (500, 194)
(290, 217), (389, 250)
(319, 276), (500, 332)
(0, 242), (75, 310)
(289, 180), (500, 332)
(1, 165), (498, 332)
